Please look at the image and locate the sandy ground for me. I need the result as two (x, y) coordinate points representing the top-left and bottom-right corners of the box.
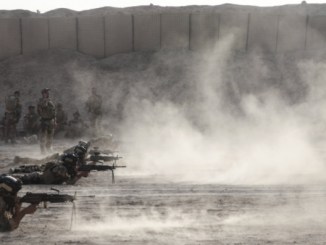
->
(0, 141), (325, 245)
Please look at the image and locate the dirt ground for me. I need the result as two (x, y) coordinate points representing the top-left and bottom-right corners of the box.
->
(0, 141), (325, 245)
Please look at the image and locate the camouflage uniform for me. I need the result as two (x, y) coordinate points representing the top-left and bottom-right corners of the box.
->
(37, 90), (56, 153)
(0, 197), (12, 232)
(85, 88), (102, 135)
(19, 161), (70, 185)
(55, 103), (67, 135)
(3, 92), (22, 143)
(23, 106), (39, 136)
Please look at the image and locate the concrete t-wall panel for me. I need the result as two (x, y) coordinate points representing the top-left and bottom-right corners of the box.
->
(49, 17), (77, 50)
(219, 13), (248, 51)
(78, 16), (104, 58)
(190, 13), (219, 51)
(277, 15), (307, 52)
(134, 14), (160, 51)
(306, 15), (326, 50)
(248, 14), (278, 52)
(22, 18), (49, 54)
(105, 14), (133, 56)
(161, 13), (190, 49)
(0, 18), (21, 59)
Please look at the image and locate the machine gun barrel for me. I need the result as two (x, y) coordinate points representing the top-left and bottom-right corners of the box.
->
(89, 154), (122, 162)
(78, 164), (126, 172)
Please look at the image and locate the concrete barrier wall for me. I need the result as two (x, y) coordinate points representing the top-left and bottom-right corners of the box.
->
(105, 14), (133, 56)
(161, 13), (190, 49)
(219, 13), (248, 51)
(0, 18), (21, 59)
(134, 14), (160, 51)
(248, 14), (278, 52)
(306, 15), (326, 50)
(49, 17), (77, 50)
(78, 16), (104, 58)
(277, 15), (307, 52)
(2, 13), (326, 60)
(190, 13), (219, 50)
(22, 18), (49, 54)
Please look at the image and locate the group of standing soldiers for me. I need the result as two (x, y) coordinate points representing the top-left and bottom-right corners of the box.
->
(2, 87), (103, 154)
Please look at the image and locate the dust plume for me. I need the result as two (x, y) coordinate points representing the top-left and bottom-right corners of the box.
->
(117, 33), (326, 185)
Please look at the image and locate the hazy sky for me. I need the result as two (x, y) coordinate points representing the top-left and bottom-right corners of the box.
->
(0, 0), (323, 12)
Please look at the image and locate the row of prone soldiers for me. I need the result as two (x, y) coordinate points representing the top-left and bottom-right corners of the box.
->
(0, 140), (125, 232)
(2, 87), (103, 153)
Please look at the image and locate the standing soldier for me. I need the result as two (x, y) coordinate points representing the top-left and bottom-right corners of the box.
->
(23, 105), (39, 136)
(55, 103), (67, 135)
(85, 87), (102, 135)
(37, 88), (56, 154)
(65, 111), (88, 138)
(3, 91), (22, 144)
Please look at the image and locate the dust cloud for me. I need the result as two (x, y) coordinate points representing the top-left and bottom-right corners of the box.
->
(116, 33), (326, 185)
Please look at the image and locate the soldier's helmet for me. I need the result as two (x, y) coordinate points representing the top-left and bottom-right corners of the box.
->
(61, 153), (79, 177)
(74, 145), (88, 159)
(0, 175), (22, 195)
(61, 153), (78, 166)
(73, 111), (80, 117)
(41, 88), (50, 94)
(78, 140), (90, 149)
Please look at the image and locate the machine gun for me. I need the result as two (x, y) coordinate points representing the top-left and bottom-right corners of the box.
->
(88, 146), (121, 162)
(78, 164), (126, 183)
(20, 191), (75, 207)
(20, 189), (76, 229)
(89, 154), (122, 163)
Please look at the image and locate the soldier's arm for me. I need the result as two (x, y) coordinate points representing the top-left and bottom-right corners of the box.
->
(9, 198), (37, 230)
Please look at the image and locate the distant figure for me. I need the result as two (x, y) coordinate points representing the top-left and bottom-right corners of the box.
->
(3, 91), (22, 144)
(36, 9), (41, 14)
(301, 1), (307, 5)
(0, 116), (5, 141)
(65, 111), (88, 139)
(85, 87), (102, 135)
(23, 105), (39, 136)
(55, 103), (67, 135)
(37, 88), (56, 154)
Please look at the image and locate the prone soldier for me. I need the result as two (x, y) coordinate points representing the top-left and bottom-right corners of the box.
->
(17, 153), (84, 185)
(0, 175), (37, 232)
